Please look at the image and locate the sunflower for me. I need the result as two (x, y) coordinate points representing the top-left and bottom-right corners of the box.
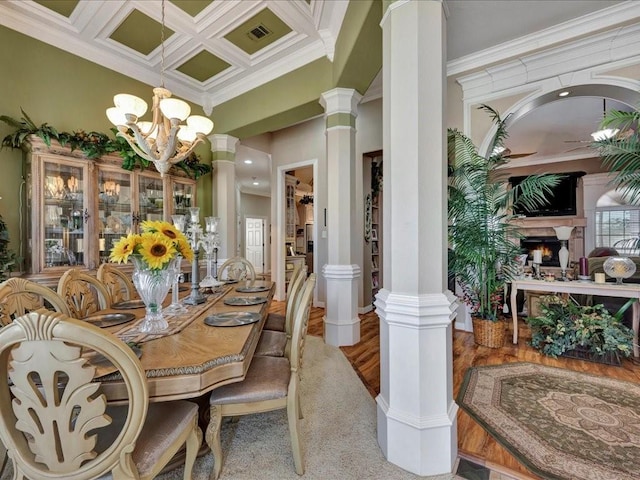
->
(109, 234), (139, 263)
(175, 234), (194, 262)
(138, 232), (177, 269)
(140, 220), (164, 234)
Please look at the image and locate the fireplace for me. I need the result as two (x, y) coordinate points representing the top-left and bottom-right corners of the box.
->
(521, 236), (561, 267)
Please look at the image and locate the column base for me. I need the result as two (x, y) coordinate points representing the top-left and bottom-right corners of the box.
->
(375, 288), (459, 476)
(322, 263), (361, 346)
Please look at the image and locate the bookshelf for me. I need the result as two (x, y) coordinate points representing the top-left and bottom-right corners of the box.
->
(364, 151), (382, 304)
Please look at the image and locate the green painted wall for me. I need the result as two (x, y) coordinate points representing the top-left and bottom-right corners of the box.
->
(214, 0), (383, 139)
(0, 26), (213, 267)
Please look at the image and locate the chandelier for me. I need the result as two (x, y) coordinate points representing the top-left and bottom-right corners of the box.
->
(105, 0), (213, 176)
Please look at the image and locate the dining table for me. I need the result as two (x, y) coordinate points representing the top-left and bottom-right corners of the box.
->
(87, 280), (275, 404)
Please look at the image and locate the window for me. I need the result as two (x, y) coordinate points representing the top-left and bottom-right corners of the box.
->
(595, 207), (640, 254)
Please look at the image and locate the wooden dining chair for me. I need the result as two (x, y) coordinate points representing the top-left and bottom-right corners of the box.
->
(0, 309), (201, 480)
(205, 273), (317, 480)
(57, 268), (112, 318)
(0, 277), (70, 326)
(263, 262), (305, 332)
(254, 264), (308, 357)
(97, 262), (137, 304)
(218, 256), (256, 286)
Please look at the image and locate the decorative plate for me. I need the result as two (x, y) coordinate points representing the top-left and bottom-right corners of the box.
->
(83, 312), (136, 328)
(111, 299), (145, 310)
(90, 345), (142, 368)
(204, 312), (261, 327)
(236, 285), (270, 293)
(223, 296), (268, 306)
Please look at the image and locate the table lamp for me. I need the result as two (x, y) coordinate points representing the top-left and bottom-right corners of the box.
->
(553, 226), (574, 281)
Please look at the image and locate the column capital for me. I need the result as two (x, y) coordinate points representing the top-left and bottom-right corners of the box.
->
(208, 134), (239, 153)
(319, 88), (362, 117)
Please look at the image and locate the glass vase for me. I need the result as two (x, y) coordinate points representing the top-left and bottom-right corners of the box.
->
(131, 255), (178, 333)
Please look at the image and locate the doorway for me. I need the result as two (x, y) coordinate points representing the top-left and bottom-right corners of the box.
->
(245, 217), (265, 274)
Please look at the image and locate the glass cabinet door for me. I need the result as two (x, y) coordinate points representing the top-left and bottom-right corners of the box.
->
(137, 173), (165, 226)
(41, 158), (87, 269)
(98, 167), (132, 264)
(171, 178), (196, 217)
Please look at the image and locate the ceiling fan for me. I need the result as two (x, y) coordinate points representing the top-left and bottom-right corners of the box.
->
(501, 147), (537, 159)
(564, 98), (632, 147)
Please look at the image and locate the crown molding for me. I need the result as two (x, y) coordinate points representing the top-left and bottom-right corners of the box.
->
(456, 23), (640, 101)
(447, 1), (640, 77)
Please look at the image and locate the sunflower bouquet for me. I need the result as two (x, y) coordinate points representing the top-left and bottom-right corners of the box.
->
(109, 220), (193, 269)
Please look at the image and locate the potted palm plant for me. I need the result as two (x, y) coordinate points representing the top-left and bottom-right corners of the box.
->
(592, 104), (640, 200)
(448, 105), (561, 347)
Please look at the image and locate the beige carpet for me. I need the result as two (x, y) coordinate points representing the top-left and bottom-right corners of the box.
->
(0, 336), (461, 480)
(158, 335), (461, 480)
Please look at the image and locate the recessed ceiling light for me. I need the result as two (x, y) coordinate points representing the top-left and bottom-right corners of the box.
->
(558, 91), (570, 97)
(244, 159), (253, 164)
(252, 176), (259, 186)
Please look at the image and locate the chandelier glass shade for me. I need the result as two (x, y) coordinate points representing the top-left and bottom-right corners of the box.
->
(106, 87), (213, 176)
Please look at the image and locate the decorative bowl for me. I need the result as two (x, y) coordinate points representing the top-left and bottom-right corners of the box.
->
(603, 256), (636, 284)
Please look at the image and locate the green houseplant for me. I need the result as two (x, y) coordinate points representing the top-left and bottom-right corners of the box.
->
(448, 105), (560, 347)
(592, 103), (640, 201)
(526, 294), (633, 364)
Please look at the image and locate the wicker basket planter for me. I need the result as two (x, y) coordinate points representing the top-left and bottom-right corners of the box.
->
(472, 317), (506, 348)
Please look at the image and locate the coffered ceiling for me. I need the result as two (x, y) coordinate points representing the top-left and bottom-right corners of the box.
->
(1, 0), (347, 113)
(1, 0), (636, 196)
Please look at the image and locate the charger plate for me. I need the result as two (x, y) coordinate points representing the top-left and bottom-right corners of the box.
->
(204, 312), (261, 327)
(90, 345), (142, 368)
(112, 299), (145, 310)
(224, 296), (268, 306)
(236, 285), (270, 293)
(83, 312), (136, 328)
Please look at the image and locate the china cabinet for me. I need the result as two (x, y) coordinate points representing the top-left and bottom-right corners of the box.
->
(24, 137), (196, 284)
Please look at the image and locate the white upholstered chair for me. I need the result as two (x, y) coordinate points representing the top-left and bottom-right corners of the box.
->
(206, 273), (317, 480)
(0, 309), (201, 480)
(97, 263), (137, 304)
(0, 277), (70, 326)
(263, 262), (305, 333)
(254, 264), (308, 357)
(218, 256), (256, 286)
(57, 268), (112, 318)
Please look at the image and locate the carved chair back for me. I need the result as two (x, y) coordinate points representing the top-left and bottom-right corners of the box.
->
(0, 310), (147, 480)
(57, 268), (111, 318)
(0, 278), (70, 326)
(96, 263), (136, 304)
(218, 256), (256, 285)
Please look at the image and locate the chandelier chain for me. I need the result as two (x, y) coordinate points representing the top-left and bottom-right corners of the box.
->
(160, 0), (166, 88)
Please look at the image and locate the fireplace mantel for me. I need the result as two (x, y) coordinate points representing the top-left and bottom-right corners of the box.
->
(513, 216), (587, 265)
(512, 217), (587, 230)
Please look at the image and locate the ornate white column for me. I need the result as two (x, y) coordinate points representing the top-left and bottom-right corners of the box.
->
(208, 134), (239, 260)
(377, 0), (458, 476)
(320, 88), (362, 346)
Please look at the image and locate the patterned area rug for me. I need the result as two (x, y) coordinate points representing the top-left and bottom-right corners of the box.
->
(457, 363), (640, 480)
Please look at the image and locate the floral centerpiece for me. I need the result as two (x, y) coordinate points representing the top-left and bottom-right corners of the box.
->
(110, 220), (193, 333)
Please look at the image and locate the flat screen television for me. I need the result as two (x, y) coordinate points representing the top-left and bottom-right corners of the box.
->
(509, 172), (584, 217)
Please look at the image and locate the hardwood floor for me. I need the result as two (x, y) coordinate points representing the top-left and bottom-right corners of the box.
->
(274, 300), (640, 479)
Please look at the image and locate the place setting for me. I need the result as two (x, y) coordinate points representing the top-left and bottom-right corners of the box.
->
(223, 295), (269, 306)
(204, 311), (261, 327)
